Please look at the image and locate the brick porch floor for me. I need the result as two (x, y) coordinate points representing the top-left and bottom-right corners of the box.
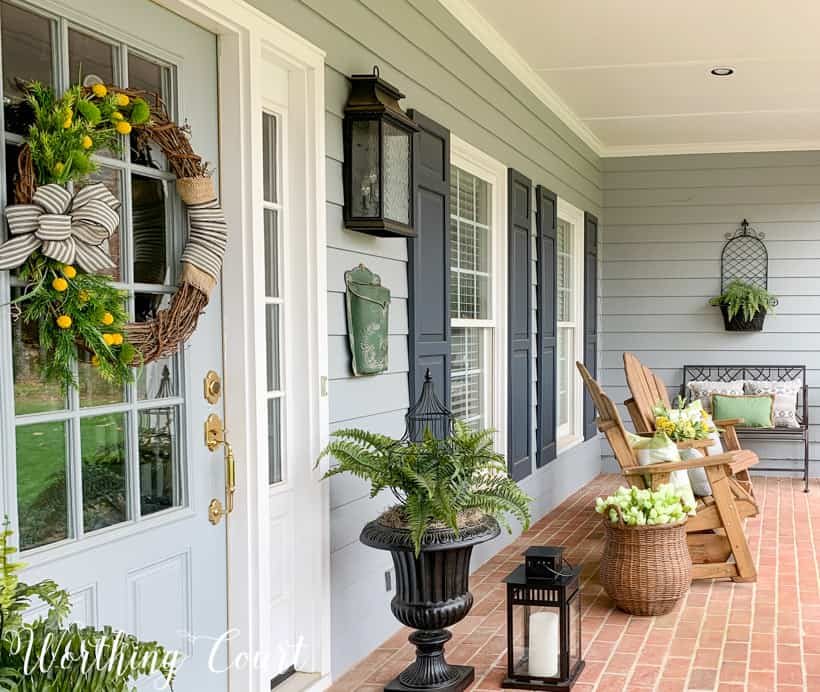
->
(328, 474), (820, 692)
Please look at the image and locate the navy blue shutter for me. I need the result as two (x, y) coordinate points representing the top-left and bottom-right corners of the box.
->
(536, 186), (557, 466)
(583, 212), (599, 439)
(407, 110), (451, 405)
(507, 169), (532, 481)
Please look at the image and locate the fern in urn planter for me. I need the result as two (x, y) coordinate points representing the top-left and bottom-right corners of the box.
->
(316, 421), (532, 692)
(709, 280), (778, 332)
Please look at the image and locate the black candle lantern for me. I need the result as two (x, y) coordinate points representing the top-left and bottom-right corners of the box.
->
(502, 547), (584, 690)
(343, 66), (419, 238)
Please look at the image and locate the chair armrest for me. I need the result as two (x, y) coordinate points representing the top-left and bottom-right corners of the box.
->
(713, 418), (744, 428)
(622, 451), (740, 476)
(675, 439), (713, 451)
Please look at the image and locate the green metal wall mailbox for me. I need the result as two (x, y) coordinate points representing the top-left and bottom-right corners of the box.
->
(345, 264), (390, 376)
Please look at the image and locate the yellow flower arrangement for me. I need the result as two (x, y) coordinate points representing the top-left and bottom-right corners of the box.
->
(652, 397), (718, 442)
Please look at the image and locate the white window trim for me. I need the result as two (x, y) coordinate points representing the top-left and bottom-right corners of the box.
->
(450, 135), (507, 455)
(556, 198), (585, 452)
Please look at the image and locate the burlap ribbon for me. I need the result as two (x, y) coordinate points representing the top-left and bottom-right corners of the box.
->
(0, 183), (120, 272)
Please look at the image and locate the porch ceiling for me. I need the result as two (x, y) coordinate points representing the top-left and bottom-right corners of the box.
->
(444, 0), (820, 156)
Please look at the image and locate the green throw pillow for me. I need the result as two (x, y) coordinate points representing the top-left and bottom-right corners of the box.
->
(711, 394), (775, 428)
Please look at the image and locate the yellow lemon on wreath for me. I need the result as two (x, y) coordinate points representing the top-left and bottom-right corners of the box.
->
(54, 162), (65, 175)
(91, 83), (107, 98)
(56, 315), (72, 329)
(103, 333), (115, 346)
(81, 135), (93, 149)
(62, 265), (77, 279)
(111, 111), (124, 121)
(101, 312), (114, 326)
(115, 120), (132, 135)
(112, 333), (124, 346)
(52, 277), (68, 292)
(91, 355), (101, 367)
(115, 93), (130, 107)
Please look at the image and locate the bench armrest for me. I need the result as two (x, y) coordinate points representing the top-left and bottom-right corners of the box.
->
(622, 451), (740, 476)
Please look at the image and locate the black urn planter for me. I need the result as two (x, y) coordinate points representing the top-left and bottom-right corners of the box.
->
(719, 304), (766, 332)
(360, 515), (501, 692)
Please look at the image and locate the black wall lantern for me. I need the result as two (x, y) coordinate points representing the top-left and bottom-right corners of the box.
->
(343, 66), (419, 238)
(502, 547), (584, 690)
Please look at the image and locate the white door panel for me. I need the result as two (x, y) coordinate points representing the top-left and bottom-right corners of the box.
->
(0, 1), (227, 689)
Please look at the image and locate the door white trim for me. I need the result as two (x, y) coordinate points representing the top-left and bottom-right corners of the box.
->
(154, 2), (329, 690)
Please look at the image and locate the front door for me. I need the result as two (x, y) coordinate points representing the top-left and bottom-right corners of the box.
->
(0, 1), (227, 688)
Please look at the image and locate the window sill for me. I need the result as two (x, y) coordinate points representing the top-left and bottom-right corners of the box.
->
(558, 434), (583, 455)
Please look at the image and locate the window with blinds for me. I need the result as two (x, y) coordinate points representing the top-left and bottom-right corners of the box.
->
(450, 166), (493, 430)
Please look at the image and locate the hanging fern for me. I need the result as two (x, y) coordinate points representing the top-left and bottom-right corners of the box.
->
(316, 421), (532, 555)
(709, 279), (778, 322)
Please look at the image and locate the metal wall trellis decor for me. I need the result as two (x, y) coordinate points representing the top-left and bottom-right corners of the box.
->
(721, 219), (768, 291)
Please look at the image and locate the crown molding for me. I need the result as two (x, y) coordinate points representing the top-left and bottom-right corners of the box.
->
(438, 0), (604, 157)
(602, 139), (820, 158)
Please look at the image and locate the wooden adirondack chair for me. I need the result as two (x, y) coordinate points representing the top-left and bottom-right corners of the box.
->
(577, 361), (758, 583)
(623, 352), (758, 495)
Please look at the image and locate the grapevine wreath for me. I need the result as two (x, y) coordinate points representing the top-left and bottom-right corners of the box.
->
(0, 79), (227, 391)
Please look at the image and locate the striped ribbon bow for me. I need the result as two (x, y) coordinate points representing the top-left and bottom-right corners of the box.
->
(0, 183), (120, 272)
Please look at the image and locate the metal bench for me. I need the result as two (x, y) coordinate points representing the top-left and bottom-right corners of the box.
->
(682, 365), (810, 492)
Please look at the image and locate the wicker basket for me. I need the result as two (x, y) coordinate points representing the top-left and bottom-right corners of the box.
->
(599, 507), (692, 616)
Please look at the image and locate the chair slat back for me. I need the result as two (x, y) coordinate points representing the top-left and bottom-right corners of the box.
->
(624, 352), (671, 433)
(575, 361), (640, 470)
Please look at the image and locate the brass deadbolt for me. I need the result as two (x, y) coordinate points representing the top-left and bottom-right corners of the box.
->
(204, 370), (222, 404)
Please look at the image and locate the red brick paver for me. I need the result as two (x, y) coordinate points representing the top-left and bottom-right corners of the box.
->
(328, 475), (818, 691)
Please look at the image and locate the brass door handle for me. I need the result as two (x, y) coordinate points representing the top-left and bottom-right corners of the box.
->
(206, 414), (236, 525)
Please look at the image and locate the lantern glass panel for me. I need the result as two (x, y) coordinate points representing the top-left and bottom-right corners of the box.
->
(382, 120), (411, 225)
(350, 119), (380, 218)
(511, 604), (562, 680)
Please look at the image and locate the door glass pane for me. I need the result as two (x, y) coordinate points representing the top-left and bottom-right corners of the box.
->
(78, 350), (125, 408)
(128, 54), (169, 169)
(16, 421), (69, 550)
(264, 209), (279, 298)
(262, 113), (277, 203)
(11, 288), (65, 414)
(382, 121), (410, 224)
(139, 406), (178, 515)
(135, 291), (171, 324)
(132, 175), (169, 286)
(268, 398), (282, 484)
(266, 304), (280, 391)
(68, 29), (116, 85)
(1, 2), (53, 134)
(81, 413), (127, 532)
(77, 168), (124, 280)
(138, 358), (177, 400)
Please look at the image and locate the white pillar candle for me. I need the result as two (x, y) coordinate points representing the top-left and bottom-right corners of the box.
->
(528, 610), (559, 677)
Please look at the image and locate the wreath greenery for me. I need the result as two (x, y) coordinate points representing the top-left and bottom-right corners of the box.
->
(3, 79), (227, 392)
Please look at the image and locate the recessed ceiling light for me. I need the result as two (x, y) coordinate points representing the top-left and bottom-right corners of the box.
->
(710, 67), (735, 76)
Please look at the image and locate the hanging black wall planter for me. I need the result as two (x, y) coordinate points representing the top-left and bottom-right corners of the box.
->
(713, 220), (776, 332)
